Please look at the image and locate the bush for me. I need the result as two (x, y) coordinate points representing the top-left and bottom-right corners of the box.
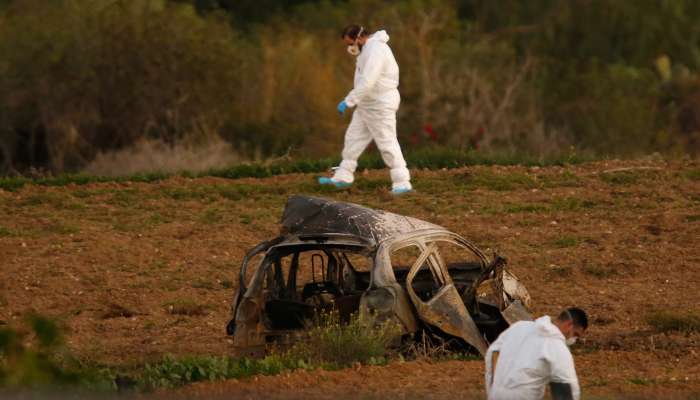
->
(287, 310), (402, 369)
(0, 315), (113, 390)
(138, 311), (401, 390)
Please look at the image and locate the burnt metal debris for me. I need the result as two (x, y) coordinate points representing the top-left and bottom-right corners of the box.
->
(227, 195), (532, 355)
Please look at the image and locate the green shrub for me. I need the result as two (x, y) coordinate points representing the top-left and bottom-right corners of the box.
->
(0, 315), (113, 390)
(287, 310), (402, 369)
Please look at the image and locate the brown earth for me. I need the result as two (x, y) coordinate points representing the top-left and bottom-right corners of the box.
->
(1, 159), (699, 398)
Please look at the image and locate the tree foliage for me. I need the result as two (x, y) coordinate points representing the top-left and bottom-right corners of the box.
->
(0, 0), (699, 174)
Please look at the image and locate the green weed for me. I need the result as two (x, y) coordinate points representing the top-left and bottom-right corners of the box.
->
(550, 197), (597, 212)
(199, 208), (222, 225)
(287, 310), (401, 369)
(540, 171), (583, 188)
(599, 169), (661, 185)
(504, 203), (548, 213)
(629, 378), (652, 386)
(455, 171), (539, 191)
(139, 354), (300, 390)
(107, 190), (138, 207)
(685, 214), (700, 223)
(682, 168), (700, 181)
(553, 236), (581, 248)
(581, 264), (616, 278)
(0, 226), (15, 237)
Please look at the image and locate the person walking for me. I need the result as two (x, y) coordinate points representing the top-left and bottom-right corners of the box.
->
(485, 308), (589, 400)
(318, 25), (412, 194)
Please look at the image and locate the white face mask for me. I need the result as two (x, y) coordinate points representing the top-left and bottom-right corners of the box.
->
(347, 44), (360, 56)
(346, 27), (364, 57)
(566, 336), (577, 346)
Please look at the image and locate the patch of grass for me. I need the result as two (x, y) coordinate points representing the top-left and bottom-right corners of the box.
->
(548, 265), (572, 277)
(220, 280), (234, 289)
(146, 212), (170, 226)
(540, 171), (583, 188)
(0, 149), (594, 192)
(138, 311), (400, 390)
(100, 303), (136, 320)
(646, 311), (700, 334)
(163, 300), (209, 316)
(199, 208), (221, 225)
(0, 226), (15, 237)
(514, 219), (539, 227)
(587, 378), (609, 387)
(162, 187), (214, 202)
(550, 197), (597, 212)
(454, 171), (539, 191)
(552, 236), (581, 248)
(629, 378), (652, 386)
(581, 264), (616, 278)
(288, 310), (401, 369)
(45, 220), (79, 235)
(107, 190), (138, 207)
(139, 354), (301, 391)
(353, 179), (390, 191)
(504, 202), (548, 213)
(685, 214), (700, 223)
(599, 169), (661, 186)
(682, 168), (700, 181)
(19, 192), (67, 208)
(191, 279), (216, 290)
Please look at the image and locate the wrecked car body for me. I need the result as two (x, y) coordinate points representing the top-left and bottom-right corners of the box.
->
(226, 195), (532, 355)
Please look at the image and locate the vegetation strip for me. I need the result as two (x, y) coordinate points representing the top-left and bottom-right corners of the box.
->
(0, 149), (592, 192)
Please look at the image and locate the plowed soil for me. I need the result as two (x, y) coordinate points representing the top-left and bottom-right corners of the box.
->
(1, 159), (699, 398)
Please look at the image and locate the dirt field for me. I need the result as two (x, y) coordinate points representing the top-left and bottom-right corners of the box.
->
(1, 159), (699, 398)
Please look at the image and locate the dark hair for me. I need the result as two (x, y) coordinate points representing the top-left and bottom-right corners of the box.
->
(341, 24), (369, 40)
(558, 307), (589, 330)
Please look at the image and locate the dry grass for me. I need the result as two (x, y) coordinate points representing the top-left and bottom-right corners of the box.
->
(83, 138), (241, 177)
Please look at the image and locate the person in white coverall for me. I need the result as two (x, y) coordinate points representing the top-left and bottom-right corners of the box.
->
(485, 307), (589, 400)
(318, 25), (412, 194)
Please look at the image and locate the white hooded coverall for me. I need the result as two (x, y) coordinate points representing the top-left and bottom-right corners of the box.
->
(333, 30), (412, 190)
(485, 316), (581, 400)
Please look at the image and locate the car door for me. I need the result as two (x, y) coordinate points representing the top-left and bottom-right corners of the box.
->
(405, 242), (488, 355)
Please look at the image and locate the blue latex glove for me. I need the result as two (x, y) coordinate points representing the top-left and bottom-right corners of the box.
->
(337, 100), (348, 115)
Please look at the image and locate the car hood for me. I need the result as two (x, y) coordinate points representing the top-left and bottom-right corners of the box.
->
(280, 195), (444, 243)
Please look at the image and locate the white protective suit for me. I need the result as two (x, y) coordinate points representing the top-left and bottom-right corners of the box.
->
(332, 30), (412, 190)
(484, 316), (580, 400)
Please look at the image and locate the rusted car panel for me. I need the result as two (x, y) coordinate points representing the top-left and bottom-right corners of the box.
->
(404, 242), (488, 354)
(227, 195), (532, 355)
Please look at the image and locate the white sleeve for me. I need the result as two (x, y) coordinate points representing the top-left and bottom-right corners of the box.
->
(344, 45), (384, 107)
(484, 326), (511, 395)
(548, 343), (581, 400)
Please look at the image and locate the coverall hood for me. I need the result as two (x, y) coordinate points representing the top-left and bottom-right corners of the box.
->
(535, 315), (566, 341)
(368, 30), (390, 44)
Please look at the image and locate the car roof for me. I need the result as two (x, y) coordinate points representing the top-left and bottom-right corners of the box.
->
(280, 195), (445, 244)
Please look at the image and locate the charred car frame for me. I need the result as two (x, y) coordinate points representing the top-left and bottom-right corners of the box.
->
(227, 195), (532, 354)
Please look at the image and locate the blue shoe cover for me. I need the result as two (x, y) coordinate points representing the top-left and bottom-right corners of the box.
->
(318, 177), (351, 188)
(391, 187), (413, 195)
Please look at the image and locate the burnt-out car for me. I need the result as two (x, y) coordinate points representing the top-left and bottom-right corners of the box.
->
(226, 195), (532, 355)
